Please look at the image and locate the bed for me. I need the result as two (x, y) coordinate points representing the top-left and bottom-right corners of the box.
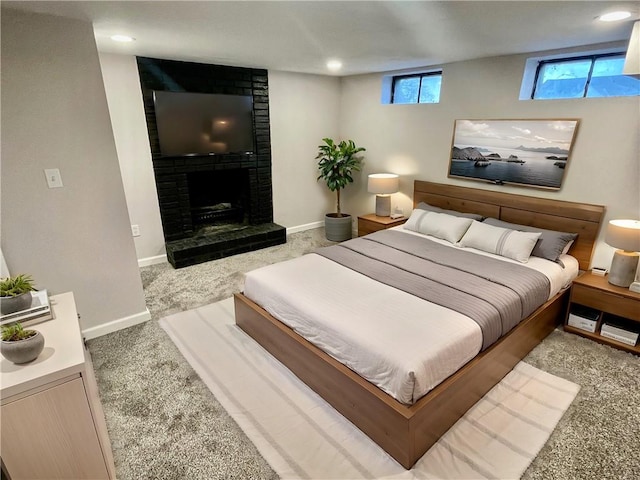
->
(234, 180), (605, 469)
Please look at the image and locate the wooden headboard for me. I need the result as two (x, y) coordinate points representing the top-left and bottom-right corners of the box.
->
(413, 180), (605, 271)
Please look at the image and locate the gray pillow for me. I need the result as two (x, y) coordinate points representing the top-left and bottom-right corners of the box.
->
(416, 202), (484, 221)
(482, 217), (578, 263)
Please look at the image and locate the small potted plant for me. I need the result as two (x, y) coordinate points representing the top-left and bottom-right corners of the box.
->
(1, 322), (44, 364)
(0, 274), (36, 315)
(316, 138), (366, 241)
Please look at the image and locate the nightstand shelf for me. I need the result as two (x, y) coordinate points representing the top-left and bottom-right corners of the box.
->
(357, 214), (406, 236)
(565, 273), (640, 355)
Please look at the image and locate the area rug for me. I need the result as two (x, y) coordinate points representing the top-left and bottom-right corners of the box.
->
(160, 298), (580, 480)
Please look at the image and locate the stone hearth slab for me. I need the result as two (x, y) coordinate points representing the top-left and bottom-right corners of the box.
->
(166, 223), (286, 268)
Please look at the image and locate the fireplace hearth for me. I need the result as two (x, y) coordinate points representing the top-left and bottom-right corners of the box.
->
(153, 154), (285, 268)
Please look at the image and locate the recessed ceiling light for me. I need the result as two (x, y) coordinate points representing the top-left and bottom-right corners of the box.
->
(326, 60), (342, 72)
(110, 34), (135, 43)
(599, 11), (631, 22)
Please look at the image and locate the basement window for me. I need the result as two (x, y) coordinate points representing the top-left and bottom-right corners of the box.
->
(526, 52), (639, 99)
(390, 71), (442, 104)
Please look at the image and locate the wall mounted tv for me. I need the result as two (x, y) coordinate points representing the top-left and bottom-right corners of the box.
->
(153, 91), (255, 156)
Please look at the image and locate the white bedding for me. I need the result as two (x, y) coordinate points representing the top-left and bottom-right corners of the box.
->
(243, 228), (578, 404)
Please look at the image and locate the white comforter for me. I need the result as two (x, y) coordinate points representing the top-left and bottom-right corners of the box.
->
(243, 228), (578, 404)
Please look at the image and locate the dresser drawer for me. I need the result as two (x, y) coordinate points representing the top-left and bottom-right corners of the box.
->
(572, 284), (640, 321)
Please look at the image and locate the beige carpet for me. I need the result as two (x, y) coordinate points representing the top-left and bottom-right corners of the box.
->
(160, 297), (580, 480)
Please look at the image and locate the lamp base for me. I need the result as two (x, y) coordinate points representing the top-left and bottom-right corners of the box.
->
(608, 250), (639, 288)
(375, 195), (391, 217)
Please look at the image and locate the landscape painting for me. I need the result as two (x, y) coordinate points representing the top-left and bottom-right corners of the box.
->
(448, 119), (579, 190)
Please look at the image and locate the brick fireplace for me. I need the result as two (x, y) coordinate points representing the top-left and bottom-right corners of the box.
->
(138, 57), (286, 268)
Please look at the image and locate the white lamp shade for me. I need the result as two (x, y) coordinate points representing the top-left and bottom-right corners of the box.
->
(368, 173), (399, 194)
(623, 21), (640, 76)
(605, 219), (640, 252)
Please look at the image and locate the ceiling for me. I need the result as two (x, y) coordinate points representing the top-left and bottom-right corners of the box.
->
(4, 1), (639, 76)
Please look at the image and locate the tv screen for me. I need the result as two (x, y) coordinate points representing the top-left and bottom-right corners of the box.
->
(153, 91), (255, 156)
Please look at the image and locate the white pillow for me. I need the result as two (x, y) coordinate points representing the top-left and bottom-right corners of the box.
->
(459, 220), (541, 263)
(561, 240), (575, 255)
(404, 210), (473, 244)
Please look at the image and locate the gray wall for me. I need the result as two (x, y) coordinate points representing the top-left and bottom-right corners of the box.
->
(3, 6), (637, 339)
(100, 53), (166, 265)
(1, 9), (148, 333)
(101, 45), (639, 272)
(338, 48), (640, 269)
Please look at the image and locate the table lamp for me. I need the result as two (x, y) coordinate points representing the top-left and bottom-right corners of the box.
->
(368, 173), (399, 217)
(604, 219), (640, 287)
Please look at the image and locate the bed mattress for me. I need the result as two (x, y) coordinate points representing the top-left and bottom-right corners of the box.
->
(243, 228), (578, 404)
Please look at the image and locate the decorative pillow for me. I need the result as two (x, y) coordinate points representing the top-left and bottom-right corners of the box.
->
(416, 202), (484, 221)
(404, 210), (473, 244)
(459, 220), (541, 263)
(482, 218), (578, 263)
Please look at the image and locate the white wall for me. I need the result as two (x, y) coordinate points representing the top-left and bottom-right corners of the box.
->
(269, 71), (341, 229)
(338, 47), (640, 269)
(96, 46), (638, 273)
(99, 53), (166, 265)
(1, 9), (149, 335)
(99, 56), (342, 256)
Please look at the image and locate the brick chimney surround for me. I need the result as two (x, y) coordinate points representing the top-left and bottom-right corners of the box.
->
(137, 57), (286, 268)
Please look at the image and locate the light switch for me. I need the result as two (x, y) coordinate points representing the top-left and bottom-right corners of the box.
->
(44, 168), (63, 188)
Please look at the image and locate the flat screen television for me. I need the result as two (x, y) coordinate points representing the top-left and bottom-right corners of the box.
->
(153, 91), (255, 156)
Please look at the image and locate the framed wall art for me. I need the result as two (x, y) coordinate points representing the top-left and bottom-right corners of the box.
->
(448, 119), (579, 190)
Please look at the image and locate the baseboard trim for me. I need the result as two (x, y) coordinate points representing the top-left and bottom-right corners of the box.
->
(286, 221), (324, 235)
(138, 254), (167, 267)
(82, 308), (151, 340)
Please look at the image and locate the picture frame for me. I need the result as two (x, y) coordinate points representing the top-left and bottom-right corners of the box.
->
(448, 119), (579, 190)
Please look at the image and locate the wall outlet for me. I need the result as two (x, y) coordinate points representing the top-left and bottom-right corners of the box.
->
(131, 224), (141, 237)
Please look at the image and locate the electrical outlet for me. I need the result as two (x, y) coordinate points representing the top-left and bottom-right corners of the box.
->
(44, 168), (63, 188)
(131, 224), (141, 237)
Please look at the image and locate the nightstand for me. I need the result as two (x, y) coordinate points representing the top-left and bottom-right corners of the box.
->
(357, 214), (406, 237)
(564, 272), (640, 355)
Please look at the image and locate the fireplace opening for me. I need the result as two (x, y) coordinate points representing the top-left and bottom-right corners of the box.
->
(187, 169), (249, 228)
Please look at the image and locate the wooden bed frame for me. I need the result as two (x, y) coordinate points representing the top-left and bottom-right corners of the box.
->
(235, 180), (605, 469)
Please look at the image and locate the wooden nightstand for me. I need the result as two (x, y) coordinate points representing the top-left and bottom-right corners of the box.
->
(564, 272), (640, 355)
(357, 214), (407, 237)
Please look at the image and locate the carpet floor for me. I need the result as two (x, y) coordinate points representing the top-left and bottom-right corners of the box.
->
(88, 228), (640, 479)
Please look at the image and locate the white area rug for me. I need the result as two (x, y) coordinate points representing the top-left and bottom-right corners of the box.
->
(160, 298), (579, 480)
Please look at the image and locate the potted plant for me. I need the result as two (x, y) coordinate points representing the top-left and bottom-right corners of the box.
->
(316, 138), (366, 241)
(0, 274), (35, 315)
(1, 322), (44, 364)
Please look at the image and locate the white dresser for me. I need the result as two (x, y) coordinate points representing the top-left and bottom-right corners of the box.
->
(0, 292), (116, 479)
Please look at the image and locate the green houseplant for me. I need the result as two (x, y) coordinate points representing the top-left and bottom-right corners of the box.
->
(1, 321), (45, 364)
(0, 274), (35, 315)
(316, 138), (366, 241)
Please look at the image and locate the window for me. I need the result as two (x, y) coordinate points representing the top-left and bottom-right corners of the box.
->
(531, 53), (639, 99)
(391, 72), (442, 104)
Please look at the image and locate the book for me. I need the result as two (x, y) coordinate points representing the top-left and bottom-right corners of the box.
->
(569, 304), (600, 321)
(600, 323), (639, 346)
(568, 314), (597, 333)
(0, 290), (53, 327)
